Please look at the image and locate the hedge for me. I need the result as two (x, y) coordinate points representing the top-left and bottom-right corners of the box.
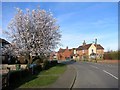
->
(42, 60), (58, 70)
(9, 69), (30, 84)
(103, 51), (119, 60)
(7, 60), (58, 86)
(50, 60), (58, 66)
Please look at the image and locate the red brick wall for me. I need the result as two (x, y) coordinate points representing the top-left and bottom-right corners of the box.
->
(78, 50), (88, 56)
(57, 53), (65, 60)
(57, 48), (74, 60)
(64, 49), (71, 58)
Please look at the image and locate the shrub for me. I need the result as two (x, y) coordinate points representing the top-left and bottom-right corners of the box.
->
(28, 64), (42, 74)
(42, 60), (50, 70)
(33, 65), (42, 74)
(9, 69), (30, 84)
(32, 56), (43, 64)
(50, 60), (58, 66)
(21, 69), (30, 77)
(103, 51), (118, 60)
(118, 51), (120, 60)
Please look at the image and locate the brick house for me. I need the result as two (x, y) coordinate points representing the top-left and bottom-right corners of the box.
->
(0, 38), (10, 63)
(77, 40), (104, 60)
(57, 46), (74, 60)
(56, 40), (104, 61)
(57, 47), (79, 60)
(49, 51), (58, 60)
(0, 38), (28, 64)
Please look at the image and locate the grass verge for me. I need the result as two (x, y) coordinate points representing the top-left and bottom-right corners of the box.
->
(19, 63), (66, 88)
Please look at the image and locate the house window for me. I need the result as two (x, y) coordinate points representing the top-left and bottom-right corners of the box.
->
(74, 50), (76, 54)
(82, 50), (84, 53)
(92, 49), (94, 53)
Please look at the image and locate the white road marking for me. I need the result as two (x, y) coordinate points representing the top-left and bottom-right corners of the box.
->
(107, 65), (112, 67)
(90, 65), (99, 69)
(94, 63), (101, 65)
(103, 70), (118, 80)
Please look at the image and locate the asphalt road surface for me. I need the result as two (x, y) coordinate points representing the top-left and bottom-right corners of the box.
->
(72, 61), (118, 88)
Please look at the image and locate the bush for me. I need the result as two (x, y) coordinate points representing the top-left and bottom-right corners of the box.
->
(33, 65), (42, 74)
(28, 64), (42, 74)
(50, 60), (58, 66)
(9, 69), (30, 84)
(42, 60), (50, 70)
(33, 59), (43, 65)
(103, 51), (118, 60)
(32, 56), (43, 64)
(118, 51), (120, 60)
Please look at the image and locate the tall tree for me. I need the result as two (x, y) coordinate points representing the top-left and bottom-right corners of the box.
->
(3, 7), (61, 64)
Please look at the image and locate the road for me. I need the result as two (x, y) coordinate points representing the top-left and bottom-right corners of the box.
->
(71, 61), (118, 88)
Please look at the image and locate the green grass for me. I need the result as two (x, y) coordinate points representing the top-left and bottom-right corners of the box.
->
(19, 63), (66, 88)
(40, 64), (66, 75)
(19, 76), (58, 88)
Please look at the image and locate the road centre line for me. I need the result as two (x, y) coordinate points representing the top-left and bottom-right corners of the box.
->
(103, 70), (118, 80)
(90, 64), (118, 80)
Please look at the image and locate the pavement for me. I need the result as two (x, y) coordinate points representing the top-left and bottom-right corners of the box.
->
(48, 60), (77, 88)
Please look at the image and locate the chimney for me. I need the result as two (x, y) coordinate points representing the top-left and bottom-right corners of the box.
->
(95, 38), (97, 45)
(83, 40), (86, 46)
(66, 46), (68, 49)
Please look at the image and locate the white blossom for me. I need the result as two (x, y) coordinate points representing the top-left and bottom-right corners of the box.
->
(3, 7), (61, 63)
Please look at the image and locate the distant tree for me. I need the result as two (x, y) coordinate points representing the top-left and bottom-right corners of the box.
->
(3, 7), (61, 64)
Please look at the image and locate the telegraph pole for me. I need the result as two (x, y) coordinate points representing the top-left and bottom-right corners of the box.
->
(95, 38), (97, 62)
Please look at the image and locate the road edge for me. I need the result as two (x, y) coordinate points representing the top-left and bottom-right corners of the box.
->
(69, 65), (77, 89)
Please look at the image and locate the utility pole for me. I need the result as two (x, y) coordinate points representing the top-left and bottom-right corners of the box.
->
(95, 38), (97, 62)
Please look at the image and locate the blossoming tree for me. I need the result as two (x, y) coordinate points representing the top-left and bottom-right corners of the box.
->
(3, 7), (61, 64)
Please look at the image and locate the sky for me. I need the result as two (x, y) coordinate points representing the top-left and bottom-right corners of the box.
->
(1, 2), (118, 51)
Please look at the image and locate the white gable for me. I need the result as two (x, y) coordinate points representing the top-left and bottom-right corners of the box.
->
(88, 44), (96, 55)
